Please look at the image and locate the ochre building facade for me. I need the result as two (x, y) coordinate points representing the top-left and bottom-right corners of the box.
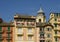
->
(0, 8), (60, 42)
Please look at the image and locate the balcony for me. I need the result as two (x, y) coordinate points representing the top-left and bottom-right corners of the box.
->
(16, 24), (24, 27)
(27, 22), (35, 27)
(16, 40), (34, 42)
(27, 24), (35, 27)
(54, 28), (60, 31)
(16, 23), (25, 27)
(28, 32), (33, 35)
(17, 32), (23, 35)
(16, 22), (35, 28)
(40, 37), (45, 40)
(28, 40), (34, 42)
(54, 34), (60, 37)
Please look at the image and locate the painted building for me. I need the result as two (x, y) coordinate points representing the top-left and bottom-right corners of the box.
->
(0, 7), (60, 42)
(49, 13), (60, 42)
(13, 8), (56, 42)
(0, 18), (14, 42)
(14, 14), (36, 42)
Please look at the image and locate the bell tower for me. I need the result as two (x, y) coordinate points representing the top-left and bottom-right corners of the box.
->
(36, 7), (46, 23)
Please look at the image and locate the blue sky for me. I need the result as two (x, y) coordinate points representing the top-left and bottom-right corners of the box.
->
(0, 0), (60, 22)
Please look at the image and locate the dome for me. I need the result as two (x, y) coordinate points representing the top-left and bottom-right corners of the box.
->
(37, 7), (44, 13)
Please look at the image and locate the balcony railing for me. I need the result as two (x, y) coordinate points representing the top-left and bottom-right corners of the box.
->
(28, 32), (33, 35)
(17, 32), (23, 35)
(16, 40), (34, 42)
(16, 22), (35, 27)
(28, 40), (34, 42)
(54, 34), (60, 37)
(40, 37), (45, 40)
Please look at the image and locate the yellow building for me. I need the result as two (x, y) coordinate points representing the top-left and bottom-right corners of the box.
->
(36, 8), (54, 42)
(13, 8), (60, 42)
(14, 14), (36, 42)
(49, 13), (60, 42)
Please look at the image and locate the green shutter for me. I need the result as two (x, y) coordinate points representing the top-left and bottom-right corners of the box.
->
(0, 27), (2, 31)
(8, 27), (10, 31)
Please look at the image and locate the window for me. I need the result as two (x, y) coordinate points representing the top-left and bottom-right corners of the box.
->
(40, 28), (44, 31)
(47, 28), (51, 31)
(47, 40), (51, 42)
(55, 14), (58, 17)
(54, 18), (57, 21)
(39, 19), (41, 22)
(56, 14), (58, 17)
(40, 32), (44, 38)
(47, 34), (51, 38)
(55, 31), (57, 34)
(17, 28), (22, 33)
(28, 36), (32, 40)
(55, 37), (58, 41)
(40, 40), (45, 42)
(28, 28), (32, 33)
(0, 27), (2, 31)
(18, 35), (22, 40)
(7, 27), (10, 31)
(54, 24), (57, 27)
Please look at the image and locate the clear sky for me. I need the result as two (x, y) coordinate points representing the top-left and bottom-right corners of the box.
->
(0, 0), (60, 22)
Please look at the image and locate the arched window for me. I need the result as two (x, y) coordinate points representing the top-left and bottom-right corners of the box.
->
(39, 19), (41, 22)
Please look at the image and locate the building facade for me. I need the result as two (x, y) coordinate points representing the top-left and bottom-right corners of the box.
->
(0, 18), (14, 42)
(49, 13), (60, 42)
(14, 14), (36, 42)
(0, 7), (60, 42)
(13, 8), (60, 42)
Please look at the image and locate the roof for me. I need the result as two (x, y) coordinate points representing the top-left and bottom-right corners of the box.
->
(14, 14), (36, 19)
(0, 18), (14, 27)
(49, 12), (60, 15)
(36, 22), (53, 28)
(0, 22), (14, 27)
(37, 7), (44, 13)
